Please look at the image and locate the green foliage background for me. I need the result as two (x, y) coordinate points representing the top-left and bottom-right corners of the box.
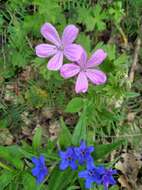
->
(0, 0), (142, 189)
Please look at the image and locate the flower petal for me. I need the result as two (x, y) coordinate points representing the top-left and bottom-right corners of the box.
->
(31, 157), (39, 165)
(70, 161), (78, 170)
(39, 155), (45, 165)
(64, 44), (83, 61)
(32, 167), (39, 176)
(88, 146), (94, 153)
(78, 171), (88, 178)
(60, 64), (80, 79)
(78, 49), (87, 68)
(47, 52), (63, 71)
(86, 69), (107, 85)
(59, 161), (68, 170)
(75, 71), (88, 93)
(85, 179), (92, 189)
(59, 151), (66, 159)
(87, 49), (107, 68)
(80, 140), (86, 148)
(35, 44), (57, 58)
(37, 173), (45, 184)
(62, 25), (79, 46)
(41, 23), (61, 46)
(109, 176), (116, 185)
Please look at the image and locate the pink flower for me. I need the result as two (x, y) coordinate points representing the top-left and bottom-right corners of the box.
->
(60, 49), (107, 93)
(35, 23), (83, 71)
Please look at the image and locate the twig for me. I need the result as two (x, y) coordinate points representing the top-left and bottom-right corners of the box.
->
(129, 37), (141, 83)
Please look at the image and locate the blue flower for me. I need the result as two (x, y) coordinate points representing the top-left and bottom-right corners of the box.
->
(101, 168), (117, 190)
(74, 140), (94, 165)
(31, 155), (48, 184)
(78, 163), (104, 189)
(59, 147), (78, 170)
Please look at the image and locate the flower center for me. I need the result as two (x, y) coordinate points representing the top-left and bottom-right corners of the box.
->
(88, 169), (96, 177)
(57, 44), (64, 51)
(81, 149), (86, 157)
(66, 156), (73, 162)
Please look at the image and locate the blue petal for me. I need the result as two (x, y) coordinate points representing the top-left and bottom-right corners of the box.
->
(32, 166), (39, 176)
(109, 176), (116, 185)
(96, 166), (105, 174)
(43, 166), (48, 175)
(86, 162), (95, 170)
(88, 146), (94, 153)
(59, 161), (68, 170)
(37, 173), (45, 184)
(85, 179), (92, 189)
(86, 156), (94, 163)
(74, 147), (79, 155)
(78, 171), (88, 178)
(80, 140), (86, 149)
(39, 155), (45, 165)
(111, 169), (117, 175)
(70, 161), (77, 170)
(59, 151), (66, 159)
(31, 157), (39, 165)
(94, 176), (102, 184)
(78, 159), (85, 165)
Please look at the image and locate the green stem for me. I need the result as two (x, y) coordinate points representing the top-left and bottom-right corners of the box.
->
(0, 161), (14, 172)
(115, 24), (128, 47)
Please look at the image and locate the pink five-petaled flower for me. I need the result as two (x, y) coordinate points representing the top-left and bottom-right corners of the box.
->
(35, 23), (83, 71)
(60, 49), (107, 93)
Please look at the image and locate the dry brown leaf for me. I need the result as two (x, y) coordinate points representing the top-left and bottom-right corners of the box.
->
(118, 175), (132, 190)
(0, 128), (14, 145)
(115, 152), (142, 189)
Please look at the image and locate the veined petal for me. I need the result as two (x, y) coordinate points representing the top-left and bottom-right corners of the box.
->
(75, 71), (88, 93)
(41, 23), (61, 46)
(87, 49), (107, 68)
(86, 69), (107, 85)
(78, 49), (87, 68)
(62, 25), (79, 46)
(47, 52), (63, 71)
(64, 44), (83, 61)
(35, 44), (57, 58)
(60, 64), (80, 79)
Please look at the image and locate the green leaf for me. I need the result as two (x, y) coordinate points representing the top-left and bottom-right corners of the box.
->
(77, 7), (95, 31)
(0, 171), (14, 190)
(59, 118), (72, 147)
(94, 140), (123, 160)
(22, 172), (37, 190)
(77, 33), (91, 52)
(125, 91), (140, 98)
(0, 118), (8, 128)
(32, 127), (42, 150)
(48, 167), (77, 190)
(0, 146), (23, 169)
(65, 97), (84, 113)
(72, 112), (87, 146)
